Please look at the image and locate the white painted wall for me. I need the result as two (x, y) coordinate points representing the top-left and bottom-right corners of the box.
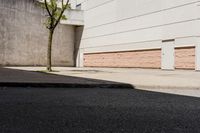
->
(161, 41), (175, 70)
(196, 37), (200, 71)
(76, 0), (200, 67)
(61, 9), (84, 25)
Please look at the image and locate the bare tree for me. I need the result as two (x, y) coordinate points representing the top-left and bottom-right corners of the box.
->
(37, 0), (70, 72)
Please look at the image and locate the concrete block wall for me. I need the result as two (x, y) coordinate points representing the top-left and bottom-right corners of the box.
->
(0, 0), (75, 66)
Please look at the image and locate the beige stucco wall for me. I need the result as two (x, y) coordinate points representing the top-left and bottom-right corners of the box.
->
(0, 0), (75, 66)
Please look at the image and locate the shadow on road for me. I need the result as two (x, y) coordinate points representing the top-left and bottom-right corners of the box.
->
(0, 67), (134, 89)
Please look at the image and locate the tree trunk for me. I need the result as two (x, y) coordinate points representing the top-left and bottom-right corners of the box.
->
(47, 29), (54, 72)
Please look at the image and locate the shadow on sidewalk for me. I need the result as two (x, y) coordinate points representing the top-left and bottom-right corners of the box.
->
(0, 67), (134, 89)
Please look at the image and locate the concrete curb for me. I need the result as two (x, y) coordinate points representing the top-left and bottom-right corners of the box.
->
(1, 82), (200, 90)
(134, 85), (200, 90)
(0, 82), (134, 89)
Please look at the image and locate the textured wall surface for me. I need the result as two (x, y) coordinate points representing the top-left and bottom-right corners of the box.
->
(84, 49), (161, 68)
(0, 0), (75, 66)
(175, 47), (195, 69)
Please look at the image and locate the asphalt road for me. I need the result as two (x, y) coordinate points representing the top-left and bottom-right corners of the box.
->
(0, 87), (200, 133)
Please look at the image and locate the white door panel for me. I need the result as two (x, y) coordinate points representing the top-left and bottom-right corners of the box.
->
(196, 44), (200, 71)
(162, 41), (175, 70)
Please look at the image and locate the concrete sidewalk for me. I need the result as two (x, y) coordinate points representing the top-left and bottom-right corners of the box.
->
(1, 67), (200, 96)
(2, 67), (200, 89)
(0, 67), (132, 89)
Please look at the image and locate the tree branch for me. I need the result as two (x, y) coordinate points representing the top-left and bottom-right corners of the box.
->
(62, 0), (64, 8)
(53, 0), (69, 29)
(44, 0), (52, 17)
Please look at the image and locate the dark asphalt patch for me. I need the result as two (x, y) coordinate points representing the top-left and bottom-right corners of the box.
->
(0, 87), (200, 133)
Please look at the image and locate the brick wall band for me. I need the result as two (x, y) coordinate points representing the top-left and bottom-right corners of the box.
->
(175, 47), (195, 69)
(84, 49), (161, 68)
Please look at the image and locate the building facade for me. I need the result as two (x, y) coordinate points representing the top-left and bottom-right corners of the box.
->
(76, 0), (200, 70)
(1, 0), (200, 70)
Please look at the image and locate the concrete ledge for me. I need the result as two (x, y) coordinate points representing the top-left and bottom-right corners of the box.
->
(2, 67), (200, 91)
(135, 85), (200, 90)
(0, 82), (133, 89)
